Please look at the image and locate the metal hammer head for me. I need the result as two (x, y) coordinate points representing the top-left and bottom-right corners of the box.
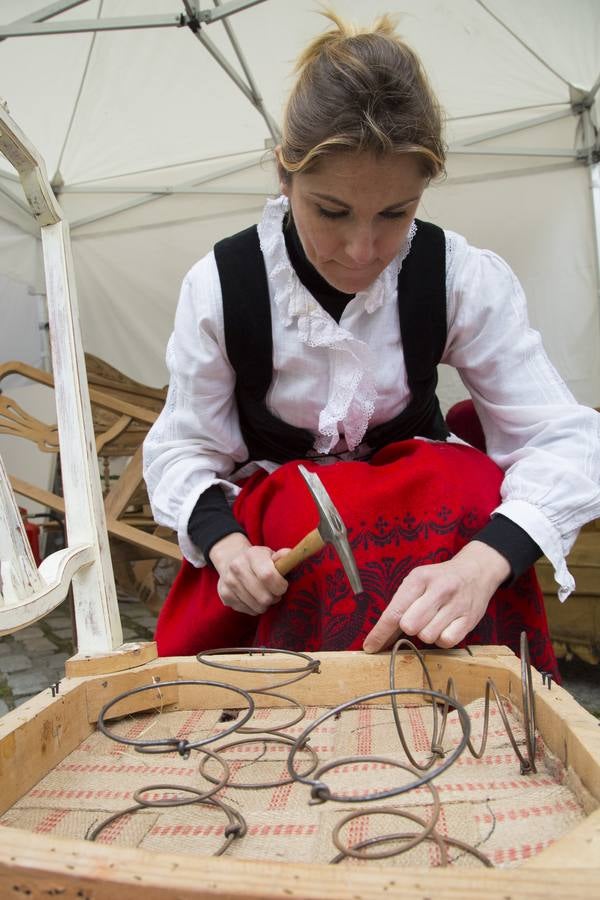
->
(298, 464), (363, 595)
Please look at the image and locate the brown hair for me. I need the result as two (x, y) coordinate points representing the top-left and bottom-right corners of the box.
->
(279, 10), (445, 179)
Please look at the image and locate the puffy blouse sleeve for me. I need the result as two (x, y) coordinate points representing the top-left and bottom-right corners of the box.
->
(443, 231), (600, 600)
(142, 252), (248, 566)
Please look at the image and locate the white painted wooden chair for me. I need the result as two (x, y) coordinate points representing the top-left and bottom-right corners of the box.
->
(0, 101), (156, 674)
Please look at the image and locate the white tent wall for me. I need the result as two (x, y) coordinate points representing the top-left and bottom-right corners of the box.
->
(427, 162), (600, 410)
(0, 217), (42, 292)
(66, 156), (600, 409)
(0, 2), (599, 476)
(71, 193), (269, 385)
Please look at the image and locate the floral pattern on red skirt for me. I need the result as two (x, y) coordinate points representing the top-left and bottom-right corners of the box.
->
(155, 440), (559, 681)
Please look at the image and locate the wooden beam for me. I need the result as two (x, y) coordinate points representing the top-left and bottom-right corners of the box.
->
(9, 476), (181, 561)
(0, 831), (598, 898)
(0, 680), (92, 815)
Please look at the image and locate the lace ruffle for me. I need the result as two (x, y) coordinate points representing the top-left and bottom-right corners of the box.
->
(257, 196), (415, 453)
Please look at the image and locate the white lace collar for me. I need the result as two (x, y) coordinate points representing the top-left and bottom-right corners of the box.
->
(256, 195), (416, 453)
(257, 195), (415, 317)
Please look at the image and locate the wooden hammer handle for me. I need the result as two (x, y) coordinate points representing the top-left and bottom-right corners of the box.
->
(274, 527), (325, 577)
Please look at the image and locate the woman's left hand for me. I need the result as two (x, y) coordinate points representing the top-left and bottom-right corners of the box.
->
(362, 541), (511, 653)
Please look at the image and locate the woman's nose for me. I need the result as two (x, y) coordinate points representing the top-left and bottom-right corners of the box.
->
(345, 224), (376, 265)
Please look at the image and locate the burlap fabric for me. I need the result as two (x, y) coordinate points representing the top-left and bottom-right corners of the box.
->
(0, 697), (588, 868)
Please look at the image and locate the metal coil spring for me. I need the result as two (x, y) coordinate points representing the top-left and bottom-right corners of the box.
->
(89, 635), (537, 865)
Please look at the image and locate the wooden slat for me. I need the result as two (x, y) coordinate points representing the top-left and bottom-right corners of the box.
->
(497, 653), (600, 801)
(10, 475), (181, 560)
(85, 352), (167, 406)
(467, 644), (515, 656)
(106, 518), (181, 560)
(544, 593), (600, 643)
(103, 445), (144, 519)
(84, 659), (180, 721)
(0, 360), (158, 425)
(9, 475), (65, 514)
(0, 834), (599, 900)
(0, 680), (92, 815)
(65, 641), (158, 677)
(564, 531), (600, 565)
(95, 413), (132, 454)
(178, 649), (422, 709)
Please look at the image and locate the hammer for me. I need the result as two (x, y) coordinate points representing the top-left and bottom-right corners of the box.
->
(273, 464), (363, 594)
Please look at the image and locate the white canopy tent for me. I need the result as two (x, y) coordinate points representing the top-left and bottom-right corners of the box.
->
(0, 0), (599, 413)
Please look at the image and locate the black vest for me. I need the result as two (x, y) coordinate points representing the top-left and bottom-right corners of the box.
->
(214, 219), (449, 464)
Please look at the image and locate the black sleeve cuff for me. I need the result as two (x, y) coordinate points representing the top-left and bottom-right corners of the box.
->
(473, 514), (543, 584)
(187, 483), (248, 562)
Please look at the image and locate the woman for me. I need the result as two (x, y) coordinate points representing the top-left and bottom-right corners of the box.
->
(143, 12), (600, 678)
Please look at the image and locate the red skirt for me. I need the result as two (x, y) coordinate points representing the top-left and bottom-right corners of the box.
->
(155, 440), (559, 680)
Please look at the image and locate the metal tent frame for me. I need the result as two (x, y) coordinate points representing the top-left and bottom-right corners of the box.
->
(0, 0), (598, 375)
(0, 1), (597, 201)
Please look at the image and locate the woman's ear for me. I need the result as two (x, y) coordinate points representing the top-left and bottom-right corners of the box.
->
(274, 145), (291, 197)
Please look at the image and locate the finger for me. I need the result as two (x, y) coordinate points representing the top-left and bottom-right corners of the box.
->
(217, 585), (259, 616)
(218, 566), (275, 615)
(245, 556), (288, 608)
(371, 623), (405, 652)
(436, 617), (471, 649)
(256, 548), (291, 596)
(414, 605), (457, 646)
(399, 587), (454, 637)
(362, 574), (427, 654)
(271, 548), (292, 561)
(226, 555), (282, 614)
(234, 576), (279, 614)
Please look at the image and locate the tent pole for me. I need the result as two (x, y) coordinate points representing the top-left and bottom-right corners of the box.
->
(0, 0), (88, 42)
(211, 0), (281, 142)
(186, 18), (280, 142)
(475, 0), (569, 87)
(0, 15), (187, 38)
(69, 155), (263, 229)
(456, 109), (572, 147)
(198, 0), (267, 24)
(449, 146), (577, 158)
(0, 0), (267, 39)
(591, 163), (600, 307)
(575, 89), (600, 308)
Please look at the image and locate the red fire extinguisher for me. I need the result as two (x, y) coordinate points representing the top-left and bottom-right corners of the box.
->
(19, 507), (41, 566)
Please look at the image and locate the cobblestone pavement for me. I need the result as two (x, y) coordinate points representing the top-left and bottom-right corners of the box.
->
(0, 594), (157, 714)
(1, 600), (598, 716)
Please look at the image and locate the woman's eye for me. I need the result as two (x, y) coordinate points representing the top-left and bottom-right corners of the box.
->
(380, 210), (407, 220)
(317, 206), (348, 219)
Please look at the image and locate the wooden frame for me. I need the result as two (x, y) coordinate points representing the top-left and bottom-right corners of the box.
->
(0, 358), (180, 564)
(0, 647), (599, 898)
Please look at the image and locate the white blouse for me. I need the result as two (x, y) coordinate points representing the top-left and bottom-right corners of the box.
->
(143, 196), (600, 598)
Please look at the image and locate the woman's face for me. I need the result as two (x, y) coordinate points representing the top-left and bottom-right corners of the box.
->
(279, 151), (428, 294)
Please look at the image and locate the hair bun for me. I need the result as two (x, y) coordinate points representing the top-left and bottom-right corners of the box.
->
(295, 10), (398, 72)
(279, 8), (445, 180)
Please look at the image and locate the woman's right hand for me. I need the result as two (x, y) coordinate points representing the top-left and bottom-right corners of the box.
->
(208, 532), (290, 615)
